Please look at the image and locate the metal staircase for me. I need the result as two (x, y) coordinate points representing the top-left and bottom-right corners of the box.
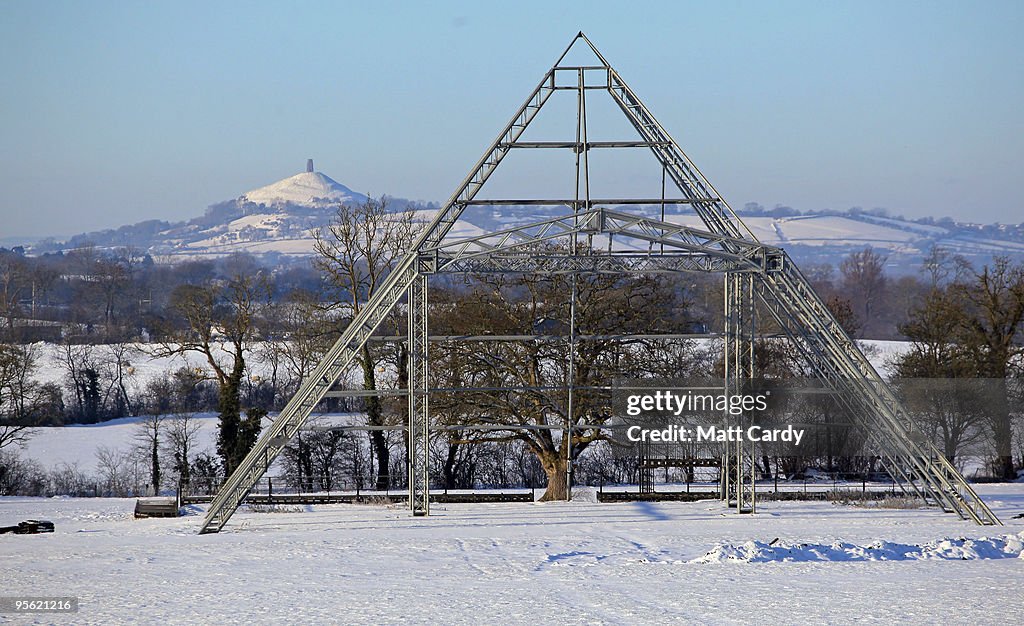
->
(199, 32), (999, 533)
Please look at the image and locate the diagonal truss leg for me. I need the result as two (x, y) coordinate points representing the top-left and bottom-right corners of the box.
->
(198, 40), (559, 534)
(753, 251), (1000, 525)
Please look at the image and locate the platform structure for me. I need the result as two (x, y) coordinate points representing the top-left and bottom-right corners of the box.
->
(199, 33), (999, 533)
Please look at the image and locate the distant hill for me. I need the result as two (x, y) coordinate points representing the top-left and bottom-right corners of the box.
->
(33, 161), (378, 259)
(28, 164), (1024, 272)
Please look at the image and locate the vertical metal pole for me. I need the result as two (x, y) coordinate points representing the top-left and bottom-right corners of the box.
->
(724, 272), (756, 513)
(735, 434), (743, 513)
(407, 273), (430, 516)
(564, 67), (591, 501)
(721, 274), (731, 502)
(727, 273), (756, 514)
(660, 164), (666, 254)
(746, 273), (756, 514)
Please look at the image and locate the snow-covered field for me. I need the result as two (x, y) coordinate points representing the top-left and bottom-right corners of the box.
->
(19, 415), (221, 476)
(1, 485), (1022, 624)
(7, 338), (1022, 623)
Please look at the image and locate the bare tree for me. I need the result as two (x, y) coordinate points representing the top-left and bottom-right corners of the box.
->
(0, 254), (27, 341)
(165, 412), (202, 489)
(312, 196), (417, 491)
(840, 247), (888, 337)
(134, 377), (177, 494)
(431, 268), (684, 501)
(0, 344), (56, 450)
(95, 445), (141, 497)
(57, 340), (104, 423)
(892, 254), (1024, 477)
(259, 289), (333, 404)
(948, 257), (1024, 478)
(91, 255), (130, 339)
(134, 412), (165, 495)
(153, 256), (270, 475)
(107, 342), (139, 417)
(0, 449), (47, 496)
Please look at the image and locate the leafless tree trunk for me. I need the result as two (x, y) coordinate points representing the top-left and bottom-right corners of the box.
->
(152, 256), (271, 475)
(134, 412), (164, 494)
(165, 412), (201, 489)
(0, 344), (41, 450)
(312, 197), (417, 491)
(430, 265), (689, 501)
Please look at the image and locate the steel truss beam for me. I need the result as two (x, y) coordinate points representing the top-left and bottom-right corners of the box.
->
(200, 32), (998, 533)
(461, 198), (715, 205)
(753, 251), (999, 524)
(722, 273), (757, 513)
(427, 253), (751, 275)
(408, 274), (430, 516)
(418, 208), (770, 274)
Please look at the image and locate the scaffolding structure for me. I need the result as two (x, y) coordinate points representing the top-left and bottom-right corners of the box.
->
(199, 33), (999, 534)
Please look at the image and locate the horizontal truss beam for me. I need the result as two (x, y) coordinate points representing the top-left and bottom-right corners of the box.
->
(306, 423), (610, 433)
(425, 252), (755, 274)
(500, 141), (670, 149)
(325, 385), (615, 398)
(417, 208), (773, 275)
(461, 198), (715, 205)
(365, 333), (740, 342)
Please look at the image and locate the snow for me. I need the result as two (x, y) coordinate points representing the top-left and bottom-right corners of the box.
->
(692, 533), (1024, 563)
(241, 171), (367, 208)
(21, 415), (220, 475)
(226, 213), (285, 233)
(1, 486), (1022, 623)
(860, 339), (911, 377)
(26, 341), (276, 392)
(8, 340), (1022, 622)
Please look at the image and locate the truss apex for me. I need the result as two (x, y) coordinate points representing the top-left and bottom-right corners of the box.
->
(554, 31), (610, 69)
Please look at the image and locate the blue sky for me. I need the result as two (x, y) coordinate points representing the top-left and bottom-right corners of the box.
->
(1, 0), (1021, 239)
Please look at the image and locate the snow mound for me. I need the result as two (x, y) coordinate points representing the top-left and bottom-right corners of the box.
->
(691, 532), (1024, 563)
(241, 171), (366, 207)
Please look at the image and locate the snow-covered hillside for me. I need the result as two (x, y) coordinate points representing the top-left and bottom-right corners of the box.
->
(36, 162), (1024, 270)
(241, 170), (366, 208)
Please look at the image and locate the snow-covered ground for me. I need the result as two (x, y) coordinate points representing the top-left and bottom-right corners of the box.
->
(19, 415), (221, 475)
(9, 338), (1020, 623)
(1, 486), (1022, 624)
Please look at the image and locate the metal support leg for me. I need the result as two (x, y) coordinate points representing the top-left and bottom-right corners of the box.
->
(638, 439), (653, 494)
(408, 273), (430, 516)
(724, 273), (756, 513)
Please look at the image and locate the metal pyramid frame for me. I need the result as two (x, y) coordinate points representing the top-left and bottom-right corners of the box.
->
(199, 33), (999, 533)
